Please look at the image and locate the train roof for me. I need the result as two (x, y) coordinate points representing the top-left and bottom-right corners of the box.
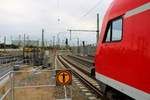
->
(106, 0), (149, 20)
(98, 0), (150, 45)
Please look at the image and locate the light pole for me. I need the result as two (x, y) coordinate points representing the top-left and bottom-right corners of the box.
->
(67, 13), (100, 45)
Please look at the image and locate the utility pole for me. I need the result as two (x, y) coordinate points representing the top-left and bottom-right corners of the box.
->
(23, 34), (26, 63)
(26, 35), (29, 47)
(53, 36), (55, 48)
(97, 13), (99, 44)
(42, 29), (44, 48)
(50, 40), (52, 47)
(42, 29), (45, 65)
(24, 34), (26, 47)
(57, 34), (60, 48)
(69, 30), (71, 41)
(4, 36), (6, 52)
(18, 34), (21, 47)
(77, 38), (80, 54)
(10, 35), (13, 45)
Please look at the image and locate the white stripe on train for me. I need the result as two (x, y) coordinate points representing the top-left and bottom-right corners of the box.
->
(96, 72), (150, 100)
(124, 2), (150, 18)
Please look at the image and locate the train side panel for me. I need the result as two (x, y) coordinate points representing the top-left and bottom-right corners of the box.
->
(95, 1), (150, 100)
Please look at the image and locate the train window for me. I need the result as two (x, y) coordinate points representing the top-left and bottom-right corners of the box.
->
(105, 25), (111, 42)
(112, 18), (122, 41)
(104, 17), (122, 42)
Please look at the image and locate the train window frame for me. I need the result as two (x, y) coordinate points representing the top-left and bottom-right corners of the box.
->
(103, 17), (123, 43)
(105, 23), (112, 42)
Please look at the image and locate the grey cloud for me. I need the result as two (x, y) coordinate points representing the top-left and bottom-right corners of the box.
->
(0, 0), (112, 44)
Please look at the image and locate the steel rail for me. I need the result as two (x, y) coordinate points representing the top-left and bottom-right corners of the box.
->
(67, 55), (93, 67)
(57, 55), (106, 99)
(61, 56), (92, 77)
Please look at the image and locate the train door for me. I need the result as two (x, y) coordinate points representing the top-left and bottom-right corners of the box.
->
(100, 17), (123, 74)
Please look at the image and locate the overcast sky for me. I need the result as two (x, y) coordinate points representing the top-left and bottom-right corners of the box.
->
(0, 0), (112, 45)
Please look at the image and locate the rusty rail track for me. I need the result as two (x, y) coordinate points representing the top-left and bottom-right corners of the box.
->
(57, 55), (107, 100)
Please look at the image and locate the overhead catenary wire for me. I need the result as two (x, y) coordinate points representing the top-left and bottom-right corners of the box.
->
(74, 0), (101, 31)
(80, 0), (101, 19)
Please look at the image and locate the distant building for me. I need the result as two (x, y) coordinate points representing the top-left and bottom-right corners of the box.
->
(12, 40), (39, 47)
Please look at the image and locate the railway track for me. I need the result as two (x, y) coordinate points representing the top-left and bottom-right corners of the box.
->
(63, 55), (95, 77)
(68, 55), (93, 66)
(77, 55), (94, 61)
(57, 55), (107, 100)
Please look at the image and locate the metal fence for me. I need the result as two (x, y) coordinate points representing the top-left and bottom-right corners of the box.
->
(0, 71), (12, 100)
(0, 69), (72, 100)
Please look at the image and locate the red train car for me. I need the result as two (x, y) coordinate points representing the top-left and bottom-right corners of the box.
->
(95, 0), (150, 100)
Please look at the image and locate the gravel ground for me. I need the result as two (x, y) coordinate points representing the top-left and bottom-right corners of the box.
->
(55, 54), (90, 100)
(0, 50), (99, 100)
(13, 66), (56, 100)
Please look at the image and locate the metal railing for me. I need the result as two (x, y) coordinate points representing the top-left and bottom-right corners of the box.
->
(0, 69), (56, 100)
(0, 69), (72, 100)
(0, 71), (12, 100)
